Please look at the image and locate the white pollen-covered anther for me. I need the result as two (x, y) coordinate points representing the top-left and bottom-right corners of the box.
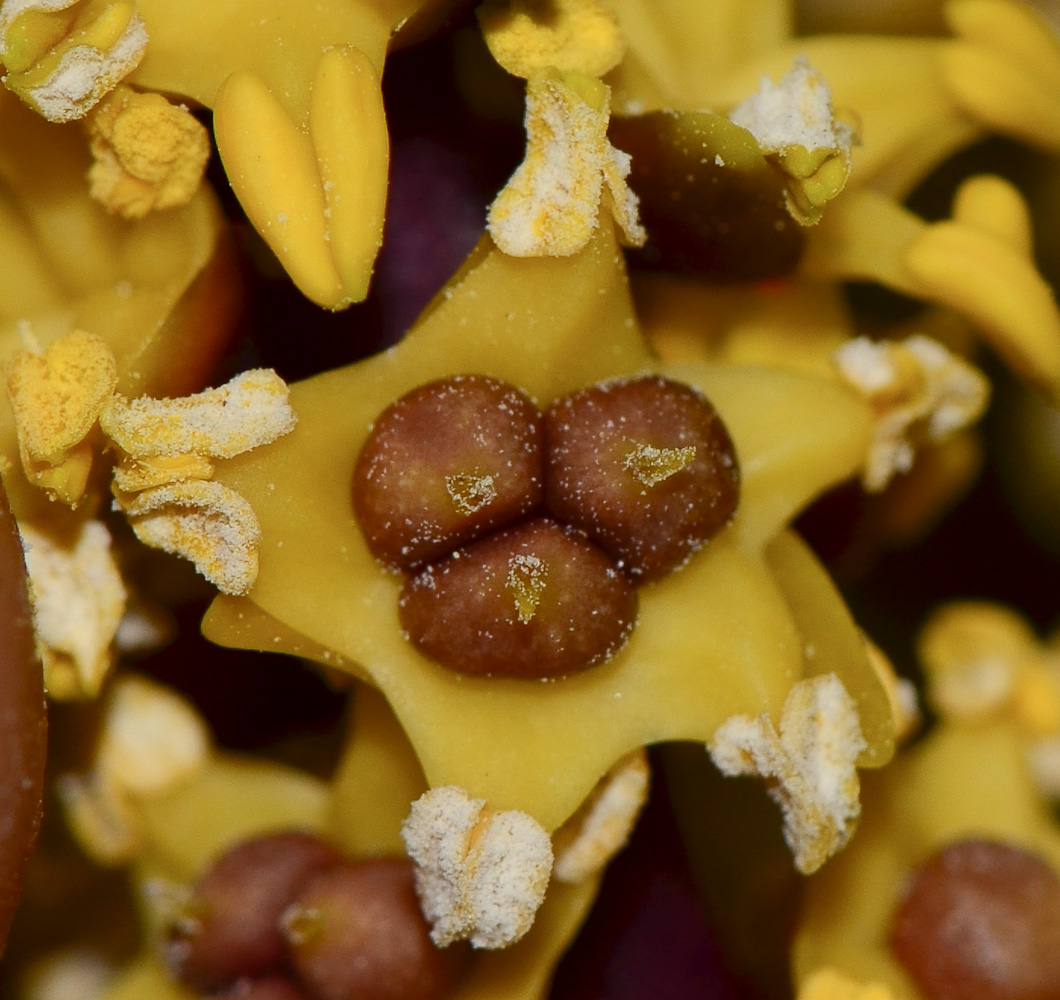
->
(401, 786), (554, 949)
(709, 673), (867, 875)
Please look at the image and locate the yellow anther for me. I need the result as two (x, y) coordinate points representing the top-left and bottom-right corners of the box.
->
(5, 329), (117, 505)
(103, 368), (296, 594)
(710, 674), (867, 875)
(478, 0), (625, 79)
(488, 68), (645, 256)
(214, 45), (388, 309)
(834, 335), (989, 492)
(120, 479), (261, 596)
(111, 452), (215, 493)
(85, 85), (210, 218)
(308, 45), (389, 302)
(729, 58), (854, 225)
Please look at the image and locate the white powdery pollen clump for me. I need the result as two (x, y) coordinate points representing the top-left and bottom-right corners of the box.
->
(729, 55), (852, 155)
(834, 334), (989, 491)
(401, 786), (553, 949)
(100, 369), (297, 459)
(488, 68), (645, 256)
(4, 1), (150, 122)
(552, 748), (649, 883)
(709, 673), (867, 874)
(103, 367), (297, 595)
(18, 518), (127, 699)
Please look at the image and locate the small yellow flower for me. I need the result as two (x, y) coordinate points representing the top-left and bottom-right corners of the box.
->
(201, 221), (895, 850)
(0, 85), (234, 523)
(82, 683), (600, 1000)
(794, 623), (1060, 997)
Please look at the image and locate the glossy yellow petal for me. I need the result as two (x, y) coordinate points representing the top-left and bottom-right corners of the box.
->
(214, 70), (342, 308)
(801, 190), (924, 294)
(950, 171), (1033, 253)
(131, 756), (330, 882)
(125, 0), (447, 305)
(130, 0), (392, 114)
(213, 46), (391, 309)
(906, 220), (1060, 404)
(605, 0), (792, 111)
(834, 335), (989, 492)
(637, 273), (851, 378)
(940, 39), (1060, 152)
(329, 684), (427, 859)
(670, 363), (872, 552)
(804, 182), (1060, 404)
(309, 46), (388, 303)
(766, 531), (894, 769)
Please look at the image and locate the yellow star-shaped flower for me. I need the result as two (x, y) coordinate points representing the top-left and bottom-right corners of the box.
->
(794, 714), (1060, 996)
(201, 222), (895, 837)
(87, 682), (595, 1000)
(605, 0), (1060, 400)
